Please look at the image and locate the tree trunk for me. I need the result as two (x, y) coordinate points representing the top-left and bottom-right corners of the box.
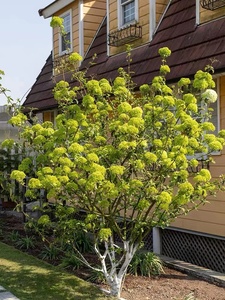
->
(108, 276), (123, 298)
(103, 240), (138, 298)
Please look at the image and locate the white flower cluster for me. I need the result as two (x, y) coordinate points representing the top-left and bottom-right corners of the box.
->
(201, 89), (217, 103)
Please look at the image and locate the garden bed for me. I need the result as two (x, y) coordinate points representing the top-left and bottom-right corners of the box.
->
(0, 212), (224, 300)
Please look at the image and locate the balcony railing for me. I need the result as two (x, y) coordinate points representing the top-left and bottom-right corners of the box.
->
(108, 23), (142, 47)
(200, 0), (225, 10)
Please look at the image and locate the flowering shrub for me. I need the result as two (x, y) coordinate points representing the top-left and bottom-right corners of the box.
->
(2, 46), (225, 299)
(201, 89), (218, 103)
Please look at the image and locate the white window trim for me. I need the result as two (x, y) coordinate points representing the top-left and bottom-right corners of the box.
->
(117, 0), (139, 29)
(79, 0), (84, 58)
(149, 0), (156, 41)
(196, 0), (200, 25)
(215, 77), (220, 135)
(107, 0), (110, 56)
(59, 9), (73, 56)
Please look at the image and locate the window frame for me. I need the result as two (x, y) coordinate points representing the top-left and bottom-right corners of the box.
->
(173, 77), (220, 159)
(197, 77), (220, 137)
(213, 77), (220, 136)
(190, 77), (220, 156)
(118, 0), (138, 28)
(208, 77), (220, 155)
(59, 9), (73, 56)
(42, 110), (57, 125)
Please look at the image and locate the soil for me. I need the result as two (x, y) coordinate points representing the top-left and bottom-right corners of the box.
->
(119, 270), (225, 300)
(0, 212), (224, 300)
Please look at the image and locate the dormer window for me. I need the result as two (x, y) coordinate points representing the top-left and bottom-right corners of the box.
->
(120, 0), (138, 27)
(60, 10), (72, 55)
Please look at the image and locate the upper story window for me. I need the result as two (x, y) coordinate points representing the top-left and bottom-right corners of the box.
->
(60, 11), (72, 55)
(120, 0), (138, 27)
(198, 0), (225, 24)
(200, 0), (225, 11)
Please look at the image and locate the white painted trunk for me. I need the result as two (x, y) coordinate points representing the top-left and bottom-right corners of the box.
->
(97, 240), (138, 299)
(108, 276), (123, 298)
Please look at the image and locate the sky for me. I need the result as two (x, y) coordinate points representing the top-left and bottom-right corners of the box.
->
(0, 1), (52, 106)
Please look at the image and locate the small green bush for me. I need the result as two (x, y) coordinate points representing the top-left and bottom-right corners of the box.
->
(15, 235), (35, 250)
(88, 268), (106, 284)
(128, 251), (164, 277)
(9, 230), (20, 243)
(59, 253), (83, 270)
(74, 231), (93, 253)
(39, 244), (61, 260)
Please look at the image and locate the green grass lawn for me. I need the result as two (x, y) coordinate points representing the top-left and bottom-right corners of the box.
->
(0, 241), (111, 300)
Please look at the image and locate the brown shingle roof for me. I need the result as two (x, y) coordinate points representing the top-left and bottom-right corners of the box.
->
(23, 54), (57, 111)
(23, 0), (225, 111)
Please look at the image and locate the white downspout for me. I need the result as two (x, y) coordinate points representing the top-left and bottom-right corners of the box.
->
(107, 0), (110, 56)
(79, 0), (84, 57)
(196, 0), (200, 25)
(52, 27), (55, 76)
(149, 0), (156, 41)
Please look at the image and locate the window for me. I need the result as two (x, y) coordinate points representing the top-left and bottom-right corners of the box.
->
(179, 80), (219, 135)
(198, 0), (225, 24)
(43, 111), (56, 123)
(197, 80), (219, 135)
(210, 99), (219, 134)
(120, 0), (137, 27)
(60, 11), (72, 55)
(211, 78), (220, 135)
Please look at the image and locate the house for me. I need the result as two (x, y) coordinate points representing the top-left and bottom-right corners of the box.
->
(0, 106), (19, 142)
(23, 0), (225, 274)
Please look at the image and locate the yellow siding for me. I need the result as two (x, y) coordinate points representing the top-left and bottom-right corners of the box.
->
(200, 4), (225, 23)
(140, 0), (150, 43)
(52, 1), (106, 64)
(52, 2), (79, 60)
(83, 0), (106, 54)
(172, 76), (225, 237)
(73, 6), (79, 54)
(220, 76), (225, 136)
(109, 1), (117, 17)
(172, 217), (225, 237)
(109, 0), (169, 56)
(109, 3), (117, 30)
(156, 2), (168, 24)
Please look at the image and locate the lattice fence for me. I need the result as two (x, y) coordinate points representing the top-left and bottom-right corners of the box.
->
(161, 228), (225, 273)
(143, 231), (153, 251)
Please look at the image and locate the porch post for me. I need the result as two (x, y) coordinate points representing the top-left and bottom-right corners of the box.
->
(153, 227), (162, 254)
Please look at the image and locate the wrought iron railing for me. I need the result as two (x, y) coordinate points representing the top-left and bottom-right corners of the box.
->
(200, 0), (225, 10)
(108, 23), (142, 47)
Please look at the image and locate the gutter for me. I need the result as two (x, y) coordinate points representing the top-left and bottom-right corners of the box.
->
(39, 0), (75, 18)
